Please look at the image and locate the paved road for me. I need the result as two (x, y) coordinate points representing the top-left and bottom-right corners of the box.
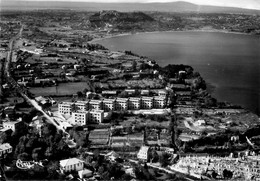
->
(4, 25), (69, 136)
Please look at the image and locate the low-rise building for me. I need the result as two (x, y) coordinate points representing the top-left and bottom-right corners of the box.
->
(60, 158), (84, 173)
(3, 120), (24, 132)
(0, 143), (12, 157)
(137, 146), (150, 161)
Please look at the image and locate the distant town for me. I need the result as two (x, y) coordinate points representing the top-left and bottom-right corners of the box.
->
(0, 7), (260, 181)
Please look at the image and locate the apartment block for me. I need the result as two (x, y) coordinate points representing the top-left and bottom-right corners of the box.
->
(153, 96), (166, 108)
(71, 111), (88, 126)
(128, 97), (141, 110)
(115, 98), (128, 111)
(89, 110), (104, 123)
(75, 101), (89, 111)
(89, 100), (102, 110)
(58, 102), (74, 115)
(103, 99), (115, 112)
(141, 97), (154, 109)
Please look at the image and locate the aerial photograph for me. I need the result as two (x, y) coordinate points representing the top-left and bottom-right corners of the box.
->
(0, 0), (260, 180)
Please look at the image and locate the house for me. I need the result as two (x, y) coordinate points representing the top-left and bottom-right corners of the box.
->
(60, 158), (84, 173)
(4, 106), (16, 118)
(105, 151), (120, 162)
(3, 120), (24, 132)
(78, 169), (93, 179)
(137, 146), (150, 161)
(35, 96), (49, 105)
(0, 143), (12, 157)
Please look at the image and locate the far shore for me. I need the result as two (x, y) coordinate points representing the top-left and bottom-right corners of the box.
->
(89, 28), (254, 43)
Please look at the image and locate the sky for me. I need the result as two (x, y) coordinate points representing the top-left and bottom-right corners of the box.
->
(4, 0), (260, 10)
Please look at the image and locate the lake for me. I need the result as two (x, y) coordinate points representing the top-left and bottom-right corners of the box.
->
(94, 31), (260, 115)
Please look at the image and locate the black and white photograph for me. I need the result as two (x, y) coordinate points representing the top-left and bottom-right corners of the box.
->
(0, 0), (260, 180)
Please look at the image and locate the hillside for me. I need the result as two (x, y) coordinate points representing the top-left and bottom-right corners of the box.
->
(89, 10), (154, 28)
(2, 1), (260, 15)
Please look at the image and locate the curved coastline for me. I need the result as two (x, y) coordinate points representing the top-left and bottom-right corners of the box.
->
(89, 29), (254, 43)
(91, 29), (260, 115)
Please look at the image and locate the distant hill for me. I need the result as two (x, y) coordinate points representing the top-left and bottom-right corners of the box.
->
(2, 1), (260, 15)
(89, 10), (154, 27)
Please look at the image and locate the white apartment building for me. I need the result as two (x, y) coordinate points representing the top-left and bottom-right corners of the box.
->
(58, 102), (74, 115)
(141, 97), (154, 109)
(103, 99), (115, 112)
(75, 101), (89, 111)
(115, 98), (128, 111)
(71, 110), (104, 125)
(128, 97), (141, 110)
(89, 100), (102, 110)
(153, 96), (166, 108)
(71, 111), (88, 126)
(89, 110), (104, 123)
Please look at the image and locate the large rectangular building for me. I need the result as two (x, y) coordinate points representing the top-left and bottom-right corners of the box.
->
(71, 111), (88, 126)
(71, 110), (104, 125)
(128, 97), (141, 110)
(115, 98), (128, 111)
(89, 100), (102, 110)
(89, 110), (104, 123)
(75, 101), (89, 112)
(141, 97), (154, 109)
(103, 99), (115, 112)
(153, 96), (166, 109)
(58, 102), (74, 115)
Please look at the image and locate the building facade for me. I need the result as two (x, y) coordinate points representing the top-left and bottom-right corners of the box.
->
(60, 158), (84, 173)
(58, 102), (74, 115)
(128, 97), (141, 110)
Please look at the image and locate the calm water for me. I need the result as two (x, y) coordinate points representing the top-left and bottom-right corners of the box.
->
(95, 31), (260, 115)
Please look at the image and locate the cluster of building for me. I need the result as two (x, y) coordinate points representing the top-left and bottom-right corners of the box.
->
(170, 153), (260, 180)
(58, 92), (168, 125)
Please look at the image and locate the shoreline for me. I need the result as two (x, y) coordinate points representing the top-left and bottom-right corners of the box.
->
(89, 29), (254, 43)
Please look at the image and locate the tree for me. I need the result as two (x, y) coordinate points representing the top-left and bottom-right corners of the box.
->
(159, 152), (169, 167)
(77, 91), (83, 98)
